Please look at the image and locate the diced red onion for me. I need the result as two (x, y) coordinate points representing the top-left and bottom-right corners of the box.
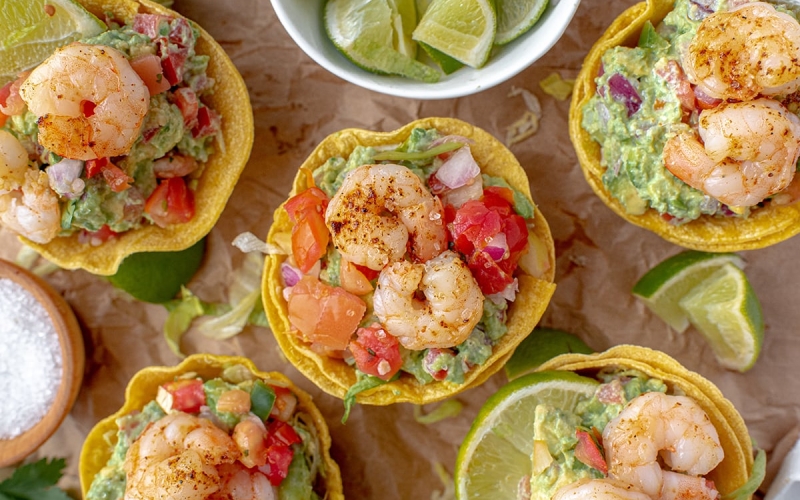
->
(483, 233), (508, 261)
(487, 278), (519, 304)
(281, 262), (302, 287)
(441, 174), (483, 208)
(282, 286), (292, 302)
(46, 159), (85, 199)
(608, 74), (642, 117)
(430, 135), (473, 148)
(435, 146), (481, 189)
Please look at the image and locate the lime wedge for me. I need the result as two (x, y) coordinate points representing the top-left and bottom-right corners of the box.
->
(0, 0), (106, 85)
(504, 328), (593, 380)
(678, 263), (764, 372)
(325, 0), (440, 82)
(418, 40), (464, 74)
(455, 371), (598, 500)
(633, 250), (744, 333)
(108, 238), (206, 303)
(495, 0), (549, 45)
(412, 0), (496, 68)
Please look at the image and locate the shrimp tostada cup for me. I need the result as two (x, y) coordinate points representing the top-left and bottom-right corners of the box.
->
(569, 0), (800, 251)
(263, 117), (556, 408)
(79, 354), (343, 500)
(3, 0), (253, 275)
(501, 346), (755, 498)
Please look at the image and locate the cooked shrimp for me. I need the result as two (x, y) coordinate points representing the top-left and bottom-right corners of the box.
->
(660, 471), (720, 500)
(372, 250), (484, 350)
(19, 41), (150, 161)
(683, 2), (800, 100)
(0, 130), (29, 191)
(210, 463), (276, 500)
(602, 392), (723, 498)
(325, 163), (447, 271)
(663, 99), (800, 207)
(124, 412), (240, 500)
(552, 478), (652, 500)
(0, 169), (61, 243)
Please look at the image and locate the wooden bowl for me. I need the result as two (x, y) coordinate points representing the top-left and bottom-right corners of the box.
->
(0, 258), (84, 467)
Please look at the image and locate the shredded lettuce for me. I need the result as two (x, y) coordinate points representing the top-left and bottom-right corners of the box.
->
(413, 400), (463, 424)
(163, 287), (227, 357)
(430, 462), (456, 500)
(197, 252), (264, 339)
(372, 141), (462, 161)
(722, 448), (766, 500)
(342, 372), (391, 424)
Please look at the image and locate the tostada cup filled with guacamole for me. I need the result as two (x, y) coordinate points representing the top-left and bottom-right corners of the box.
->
(79, 354), (343, 500)
(570, 0), (800, 251)
(0, 0), (253, 274)
(456, 345), (760, 499)
(263, 117), (556, 415)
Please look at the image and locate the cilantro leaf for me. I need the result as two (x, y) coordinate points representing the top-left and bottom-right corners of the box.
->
(0, 458), (71, 500)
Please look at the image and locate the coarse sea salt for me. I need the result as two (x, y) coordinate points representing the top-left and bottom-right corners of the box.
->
(0, 277), (63, 440)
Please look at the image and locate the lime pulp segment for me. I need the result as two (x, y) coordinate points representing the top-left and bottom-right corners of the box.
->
(495, 0), (550, 45)
(411, 0), (497, 68)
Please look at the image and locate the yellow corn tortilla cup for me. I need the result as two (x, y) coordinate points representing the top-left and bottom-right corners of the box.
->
(22, 0), (254, 275)
(263, 117), (557, 405)
(79, 353), (344, 499)
(539, 345), (755, 498)
(569, 0), (800, 251)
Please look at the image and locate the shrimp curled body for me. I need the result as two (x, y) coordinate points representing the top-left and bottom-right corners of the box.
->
(372, 250), (484, 350)
(683, 2), (800, 100)
(602, 392), (723, 499)
(20, 42), (150, 160)
(325, 163), (447, 271)
(663, 99), (800, 207)
(552, 478), (652, 500)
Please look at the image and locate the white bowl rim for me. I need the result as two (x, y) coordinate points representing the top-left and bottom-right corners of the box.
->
(270, 0), (583, 100)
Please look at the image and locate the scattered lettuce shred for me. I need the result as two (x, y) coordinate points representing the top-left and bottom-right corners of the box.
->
(163, 287), (227, 358)
(722, 448), (766, 500)
(430, 462), (456, 500)
(14, 246), (60, 277)
(342, 372), (394, 423)
(372, 141), (463, 161)
(413, 399), (463, 424)
(0, 457), (71, 500)
(539, 72), (576, 101)
(506, 86), (543, 146)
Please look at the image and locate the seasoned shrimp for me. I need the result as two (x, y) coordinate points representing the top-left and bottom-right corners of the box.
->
(602, 392), (723, 499)
(663, 99), (800, 207)
(552, 478), (652, 500)
(211, 463), (276, 500)
(19, 42), (150, 161)
(0, 130), (28, 191)
(660, 471), (720, 500)
(683, 2), (800, 100)
(124, 412), (240, 500)
(0, 169), (61, 244)
(372, 250), (484, 350)
(325, 163), (447, 271)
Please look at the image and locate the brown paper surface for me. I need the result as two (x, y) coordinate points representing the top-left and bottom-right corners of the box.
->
(3, 0), (797, 498)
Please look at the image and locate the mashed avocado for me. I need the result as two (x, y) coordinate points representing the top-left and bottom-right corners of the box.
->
(529, 371), (667, 499)
(581, 0), (733, 221)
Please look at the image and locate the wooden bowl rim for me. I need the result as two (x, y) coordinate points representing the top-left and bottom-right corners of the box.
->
(0, 258), (84, 467)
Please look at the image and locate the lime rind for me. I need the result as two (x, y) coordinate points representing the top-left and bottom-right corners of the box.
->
(418, 40), (463, 74)
(412, 0), (497, 68)
(633, 251), (744, 333)
(1, 0), (106, 84)
(455, 371), (598, 499)
(495, 0), (550, 45)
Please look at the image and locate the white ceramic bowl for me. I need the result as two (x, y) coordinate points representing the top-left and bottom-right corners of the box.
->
(270, 0), (582, 100)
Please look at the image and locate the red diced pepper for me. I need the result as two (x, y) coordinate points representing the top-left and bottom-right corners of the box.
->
(162, 379), (206, 413)
(263, 445), (294, 486)
(575, 429), (608, 475)
(266, 420), (302, 448)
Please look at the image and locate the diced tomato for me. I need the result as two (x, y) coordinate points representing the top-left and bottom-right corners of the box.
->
(287, 275), (366, 350)
(468, 251), (515, 295)
(130, 54), (170, 95)
(102, 163), (133, 193)
(284, 188), (330, 274)
(423, 348), (455, 381)
(153, 154), (198, 179)
(340, 258), (373, 295)
(266, 420), (302, 447)
(78, 224), (118, 246)
(161, 43), (189, 86)
(450, 199), (503, 256)
(269, 386), (298, 422)
(353, 263), (379, 281)
(574, 429), (608, 475)
(85, 157), (109, 178)
(161, 379), (206, 413)
(0, 82), (11, 126)
(168, 17), (193, 46)
(172, 87), (199, 127)
(427, 171), (447, 194)
(348, 324), (402, 381)
(261, 444), (294, 486)
(144, 177), (195, 227)
(191, 106), (220, 138)
(482, 186), (515, 208)
(656, 60), (696, 112)
(0, 72), (28, 117)
(132, 13), (171, 38)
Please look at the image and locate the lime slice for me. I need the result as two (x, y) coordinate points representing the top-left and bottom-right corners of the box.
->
(678, 263), (764, 372)
(504, 328), (593, 380)
(455, 371), (598, 500)
(0, 0), (106, 85)
(633, 250), (744, 333)
(325, 0), (440, 82)
(418, 40), (464, 74)
(108, 238), (206, 303)
(495, 0), (549, 45)
(412, 0), (496, 68)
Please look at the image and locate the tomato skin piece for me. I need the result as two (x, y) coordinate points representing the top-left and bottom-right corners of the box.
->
(266, 420), (302, 447)
(575, 429), (608, 475)
(144, 177), (195, 227)
(161, 379), (206, 413)
(284, 188), (330, 274)
(262, 444), (294, 486)
(172, 87), (199, 127)
(468, 250), (515, 296)
(287, 275), (366, 350)
(348, 324), (402, 381)
(130, 54), (170, 95)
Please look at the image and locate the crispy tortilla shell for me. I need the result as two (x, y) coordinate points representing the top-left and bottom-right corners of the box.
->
(24, 0), (254, 275)
(78, 353), (344, 500)
(569, 0), (800, 251)
(264, 117), (557, 405)
(539, 345), (754, 498)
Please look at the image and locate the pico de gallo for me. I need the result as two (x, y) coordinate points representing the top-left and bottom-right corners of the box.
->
(0, 10), (219, 244)
(85, 365), (325, 500)
(279, 127), (541, 408)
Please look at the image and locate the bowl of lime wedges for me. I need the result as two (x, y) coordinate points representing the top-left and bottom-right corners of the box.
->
(270, 0), (582, 99)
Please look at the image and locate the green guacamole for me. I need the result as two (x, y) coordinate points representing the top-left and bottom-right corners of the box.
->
(529, 371), (667, 499)
(581, 0), (739, 221)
